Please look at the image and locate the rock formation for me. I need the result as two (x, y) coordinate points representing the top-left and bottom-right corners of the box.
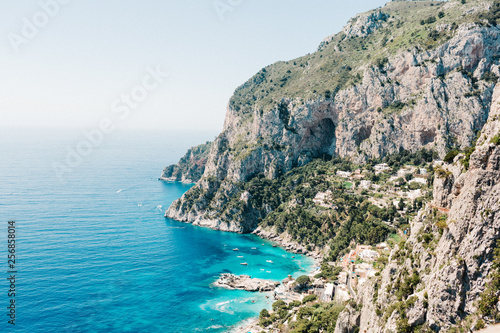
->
(335, 83), (500, 333)
(165, 0), (500, 236)
(213, 273), (280, 292)
(160, 141), (211, 183)
(162, 1), (500, 329)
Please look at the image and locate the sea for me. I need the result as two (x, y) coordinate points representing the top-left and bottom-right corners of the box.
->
(0, 128), (314, 333)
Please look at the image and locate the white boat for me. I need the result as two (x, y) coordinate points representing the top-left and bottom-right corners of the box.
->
(237, 256), (244, 258)
(251, 247), (257, 249)
(266, 260), (273, 263)
(233, 248), (239, 251)
(266, 271), (271, 273)
(240, 262), (248, 265)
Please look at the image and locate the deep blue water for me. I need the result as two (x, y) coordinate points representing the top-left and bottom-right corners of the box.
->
(0, 128), (313, 333)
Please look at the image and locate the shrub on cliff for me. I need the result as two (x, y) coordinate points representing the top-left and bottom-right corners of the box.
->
(443, 149), (459, 163)
(491, 132), (500, 145)
(302, 294), (318, 304)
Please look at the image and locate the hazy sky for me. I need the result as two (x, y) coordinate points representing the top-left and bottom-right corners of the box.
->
(0, 0), (387, 131)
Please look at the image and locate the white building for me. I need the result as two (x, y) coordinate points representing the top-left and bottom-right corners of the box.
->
(336, 171), (352, 178)
(409, 177), (427, 185)
(324, 283), (335, 302)
(313, 191), (333, 208)
(359, 180), (372, 189)
(374, 163), (390, 173)
(377, 242), (389, 250)
(359, 249), (379, 262)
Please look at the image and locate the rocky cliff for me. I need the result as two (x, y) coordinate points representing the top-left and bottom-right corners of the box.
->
(160, 141), (211, 183)
(165, 0), (500, 235)
(334, 83), (500, 332)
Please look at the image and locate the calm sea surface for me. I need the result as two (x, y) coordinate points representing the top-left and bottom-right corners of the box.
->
(0, 128), (314, 333)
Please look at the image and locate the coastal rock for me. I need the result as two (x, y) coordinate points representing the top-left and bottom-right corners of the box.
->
(166, 19), (500, 233)
(160, 141), (211, 183)
(214, 273), (280, 292)
(252, 226), (324, 259)
(334, 83), (500, 332)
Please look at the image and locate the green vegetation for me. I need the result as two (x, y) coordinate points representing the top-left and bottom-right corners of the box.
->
(302, 294), (318, 304)
(295, 275), (311, 289)
(228, 0), (474, 120)
(491, 131), (500, 145)
(443, 149), (459, 163)
(288, 303), (345, 333)
(244, 157), (394, 249)
(374, 148), (438, 169)
(478, 0), (500, 26)
(162, 141), (212, 183)
(478, 240), (500, 321)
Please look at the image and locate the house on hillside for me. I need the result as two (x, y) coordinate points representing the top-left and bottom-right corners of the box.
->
(374, 163), (390, 173)
(359, 249), (379, 262)
(324, 283), (335, 302)
(342, 250), (357, 269)
(336, 170), (352, 178)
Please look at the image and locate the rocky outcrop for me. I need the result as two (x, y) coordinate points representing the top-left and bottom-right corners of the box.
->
(160, 141), (211, 183)
(253, 227), (324, 260)
(166, 15), (500, 232)
(334, 83), (500, 332)
(214, 273), (280, 292)
(319, 10), (389, 51)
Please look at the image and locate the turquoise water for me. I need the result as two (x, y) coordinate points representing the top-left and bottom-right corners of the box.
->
(0, 129), (314, 332)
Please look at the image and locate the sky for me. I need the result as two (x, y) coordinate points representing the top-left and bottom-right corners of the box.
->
(0, 0), (388, 132)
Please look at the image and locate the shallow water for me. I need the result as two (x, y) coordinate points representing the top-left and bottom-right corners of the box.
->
(0, 128), (314, 332)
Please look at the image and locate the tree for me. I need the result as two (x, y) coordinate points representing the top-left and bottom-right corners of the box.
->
(398, 198), (405, 211)
(272, 300), (287, 312)
(295, 275), (311, 289)
(302, 294), (318, 304)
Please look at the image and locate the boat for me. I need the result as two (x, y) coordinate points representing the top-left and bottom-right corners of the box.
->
(240, 262), (248, 265)
(260, 268), (265, 271)
(292, 256), (295, 258)
(233, 248), (239, 251)
(251, 247), (257, 250)
(272, 244), (277, 247)
(266, 271), (271, 273)
(266, 260), (273, 263)
(237, 256), (244, 258)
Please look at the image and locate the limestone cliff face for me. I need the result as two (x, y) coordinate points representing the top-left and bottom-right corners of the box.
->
(166, 18), (500, 232)
(160, 141), (211, 183)
(334, 84), (500, 332)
